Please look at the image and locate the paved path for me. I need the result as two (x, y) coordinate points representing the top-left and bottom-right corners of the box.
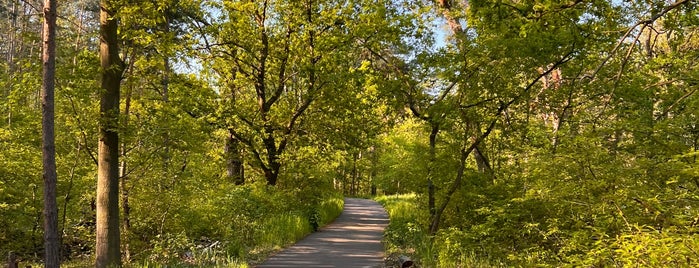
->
(257, 198), (389, 268)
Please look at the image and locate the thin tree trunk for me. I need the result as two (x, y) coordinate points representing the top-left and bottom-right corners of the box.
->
(161, 27), (171, 172)
(96, 0), (123, 266)
(7, 0), (17, 66)
(6, 0), (17, 127)
(119, 75), (133, 264)
(429, 145), (468, 235)
(351, 152), (358, 196)
(429, 117), (500, 235)
(41, 0), (59, 265)
(370, 146), (377, 196)
(32, 185), (42, 252)
(427, 123), (439, 219)
(60, 143), (80, 258)
(162, 58), (169, 104)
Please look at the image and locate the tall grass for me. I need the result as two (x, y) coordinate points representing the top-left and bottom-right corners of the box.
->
(318, 196), (344, 226)
(253, 195), (346, 260)
(376, 194), (434, 265)
(27, 258), (251, 268)
(256, 213), (313, 249)
(134, 257), (250, 268)
(56, 195), (345, 267)
(254, 195), (343, 252)
(376, 194), (504, 268)
(375, 193), (422, 219)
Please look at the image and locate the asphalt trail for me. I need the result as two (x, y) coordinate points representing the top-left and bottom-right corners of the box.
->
(257, 198), (389, 268)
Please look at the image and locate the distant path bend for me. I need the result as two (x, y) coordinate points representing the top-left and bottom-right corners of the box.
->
(257, 198), (389, 268)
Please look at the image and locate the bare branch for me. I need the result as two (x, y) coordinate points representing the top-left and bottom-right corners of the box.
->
(615, 24), (647, 84)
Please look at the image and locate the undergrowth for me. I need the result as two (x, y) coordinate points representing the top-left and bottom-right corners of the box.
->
(376, 194), (505, 268)
(49, 185), (344, 267)
(377, 192), (699, 267)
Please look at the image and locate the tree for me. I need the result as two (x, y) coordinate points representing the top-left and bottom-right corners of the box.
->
(40, 0), (59, 266)
(203, 0), (396, 186)
(95, 0), (123, 266)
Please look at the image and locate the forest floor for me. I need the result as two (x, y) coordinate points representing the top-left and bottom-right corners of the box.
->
(256, 198), (389, 268)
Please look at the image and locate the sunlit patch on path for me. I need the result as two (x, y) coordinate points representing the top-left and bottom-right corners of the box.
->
(257, 198), (389, 268)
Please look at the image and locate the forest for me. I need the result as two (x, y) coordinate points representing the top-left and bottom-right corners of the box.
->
(1, 0), (698, 267)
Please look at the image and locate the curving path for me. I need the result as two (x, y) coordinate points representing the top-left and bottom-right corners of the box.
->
(257, 198), (389, 268)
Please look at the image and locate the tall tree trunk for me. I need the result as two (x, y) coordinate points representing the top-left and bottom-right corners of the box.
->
(41, 0), (59, 266)
(96, 0), (123, 266)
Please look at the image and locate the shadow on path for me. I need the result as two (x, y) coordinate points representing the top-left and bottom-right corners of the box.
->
(256, 198), (389, 268)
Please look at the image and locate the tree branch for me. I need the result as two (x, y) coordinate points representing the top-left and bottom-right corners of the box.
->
(659, 86), (697, 120)
(228, 128), (267, 171)
(267, 26), (293, 108)
(589, 0), (691, 80)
